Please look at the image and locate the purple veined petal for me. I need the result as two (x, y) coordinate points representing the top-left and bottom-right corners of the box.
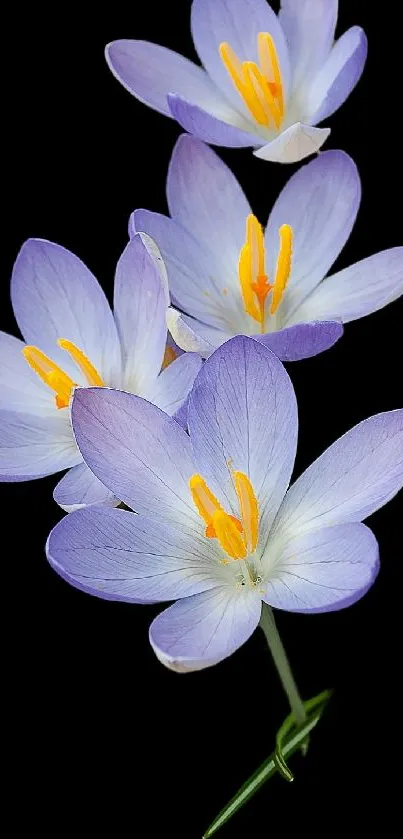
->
(308, 27), (368, 124)
(47, 507), (221, 603)
(256, 320), (343, 361)
(11, 239), (121, 385)
(167, 135), (251, 280)
(167, 94), (262, 147)
(253, 122), (330, 163)
(141, 352), (202, 417)
(0, 331), (55, 415)
(173, 396), (190, 432)
(264, 150), (361, 323)
(136, 232), (170, 303)
(113, 234), (167, 394)
(0, 408), (80, 481)
(279, 0), (338, 91)
(53, 461), (118, 512)
(166, 308), (227, 357)
(191, 0), (290, 112)
(149, 585), (262, 672)
(105, 39), (237, 121)
(264, 523), (379, 614)
(133, 210), (240, 330)
(188, 336), (298, 555)
(273, 410), (403, 541)
(289, 249), (403, 325)
(71, 387), (199, 526)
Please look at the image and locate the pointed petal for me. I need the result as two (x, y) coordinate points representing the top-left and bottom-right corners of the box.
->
(257, 320), (343, 360)
(290, 249), (403, 324)
(188, 336), (298, 553)
(53, 461), (118, 512)
(279, 1), (338, 89)
(167, 94), (262, 147)
(0, 408), (79, 481)
(47, 506), (219, 603)
(11, 239), (121, 384)
(0, 331), (55, 415)
(253, 122), (330, 163)
(141, 352), (202, 416)
(264, 523), (379, 613)
(273, 410), (403, 540)
(71, 387), (199, 526)
(149, 586), (262, 672)
(166, 308), (226, 357)
(309, 27), (368, 123)
(113, 234), (167, 394)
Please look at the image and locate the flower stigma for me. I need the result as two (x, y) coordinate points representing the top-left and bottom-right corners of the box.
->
(23, 339), (104, 409)
(219, 32), (284, 130)
(239, 215), (293, 331)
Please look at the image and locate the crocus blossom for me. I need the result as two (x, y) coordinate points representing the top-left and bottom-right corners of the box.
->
(0, 234), (201, 510)
(106, 0), (367, 163)
(46, 336), (403, 672)
(133, 135), (403, 361)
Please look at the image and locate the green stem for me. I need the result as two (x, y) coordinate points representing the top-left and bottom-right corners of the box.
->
(259, 603), (306, 726)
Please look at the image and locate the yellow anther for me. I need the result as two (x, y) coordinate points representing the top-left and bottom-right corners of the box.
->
(258, 32), (284, 119)
(189, 474), (224, 527)
(162, 344), (178, 370)
(58, 339), (104, 387)
(239, 214), (272, 331)
(23, 346), (76, 409)
(239, 242), (261, 323)
(233, 471), (259, 555)
(189, 471), (259, 561)
(219, 32), (284, 129)
(270, 224), (293, 314)
(212, 510), (247, 560)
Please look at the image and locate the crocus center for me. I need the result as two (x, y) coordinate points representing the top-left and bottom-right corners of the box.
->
(189, 472), (258, 561)
(23, 339), (104, 409)
(239, 215), (293, 332)
(219, 32), (284, 130)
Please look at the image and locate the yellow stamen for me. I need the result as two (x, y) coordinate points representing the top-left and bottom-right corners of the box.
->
(58, 339), (104, 387)
(212, 510), (247, 560)
(239, 214), (272, 331)
(239, 242), (261, 323)
(219, 32), (284, 129)
(23, 346), (76, 409)
(189, 474), (224, 529)
(270, 224), (293, 314)
(233, 472), (259, 555)
(162, 344), (178, 370)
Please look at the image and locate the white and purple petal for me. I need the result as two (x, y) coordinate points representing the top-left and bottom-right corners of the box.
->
(279, 0), (338, 91)
(253, 123), (330, 164)
(257, 321), (343, 361)
(308, 26), (368, 124)
(0, 331), (55, 415)
(167, 94), (261, 147)
(0, 408), (80, 481)
(53, 461), (118, 512)
(141, 352), (202, 416)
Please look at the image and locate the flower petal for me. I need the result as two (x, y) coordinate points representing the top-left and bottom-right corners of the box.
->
(53, 461), (118, 512)
(308, 27), (368, 123)
(113, 234), (167, 394)
(264, 523), (379, 613)
(71, 387), (199, 526)
(290, 249), (403, 324)
(188, 336), (298, 554)
(167, 93), (262, 147)
(141, 352), (202, 416)
(167, 135), (251, 279)
(47, 506), (220, 603)
(264, 150), (361, 323)
(279, 0), (338, 90)
(0, 331), (55, 415)
(149, 586), (262, 672)
(273, 410), (403, 540)
(11, 239), (121, 384)
(166, 308), (227, 357)
(257, 321), (343, 360)
(253, 122), (330, 163)
(105, 39), (234, 119)
(0, 408), (80, 481)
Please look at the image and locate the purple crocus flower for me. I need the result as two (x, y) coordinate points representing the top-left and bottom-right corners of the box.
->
(0, 233), (201, 511)
(47, 336), (403, 672)
(133, 135), (403, 361)
(106, 0), (367, 164)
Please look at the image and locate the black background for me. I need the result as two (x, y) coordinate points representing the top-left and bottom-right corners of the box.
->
(3, 2), (402, 835)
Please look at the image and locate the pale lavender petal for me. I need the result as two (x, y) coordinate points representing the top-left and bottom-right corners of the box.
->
(11, 239), (121, 385)
(191, 0), (290, 110)
(253, 123), (330, 163)
(188, 336), (298, 554)
(257, 321), (343, 360)
(0, 331), (55, 415)
(167, 135), (251, 278)
(166, 308), (226, 357)
(309, 27), (368, 124)
(113, 234), (167, 394)
(47, 507), (220, 603)
(141, 353), (202, 416)
(279, 0), (338, 89)
(264, 150), (361, 323)
(71, 387), (199, 526)
(53, 461), (118, 512)
(149, 586), (262, 672)
(167, 94), (262, 147)
(0, 408), (80, 481)
(273, 410), (403, 540)
(264, 523), (379, 613)
(290, 249), (403, 325)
